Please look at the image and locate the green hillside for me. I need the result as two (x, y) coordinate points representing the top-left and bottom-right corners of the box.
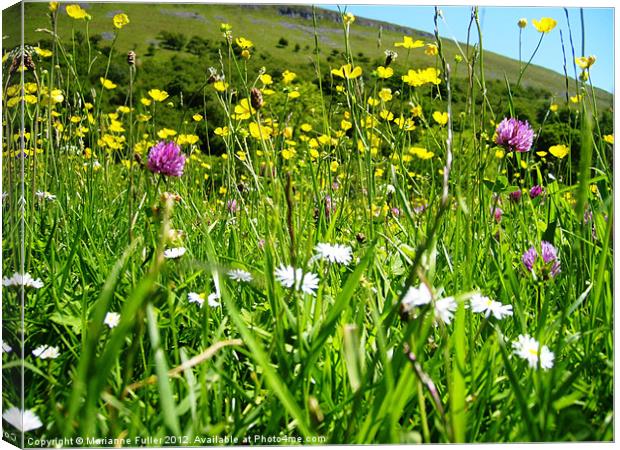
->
(2, 2), (613, 108)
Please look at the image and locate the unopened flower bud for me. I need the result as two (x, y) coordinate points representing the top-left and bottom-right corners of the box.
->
(250, 87), (264, 110)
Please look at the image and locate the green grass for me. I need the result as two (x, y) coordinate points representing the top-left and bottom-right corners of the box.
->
(1, 3), (614, 446)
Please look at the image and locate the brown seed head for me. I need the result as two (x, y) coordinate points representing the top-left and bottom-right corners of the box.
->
(250, 88), (263, 110)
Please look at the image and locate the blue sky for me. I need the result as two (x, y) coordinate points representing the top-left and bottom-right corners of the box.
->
(322, 5), (614, 93)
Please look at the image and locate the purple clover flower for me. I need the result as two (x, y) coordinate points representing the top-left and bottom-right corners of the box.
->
(147, 141), (186, 177)
(522, 241), (561, 279)
(522, 247), (537, 272)
(540, 241), (557, 264)
(227, 199), (238, 214)
(493, 207), (503, 223)
(530, 185), (543, 199)
(494, 117), (534, 153)
(509, 190), (522, 203)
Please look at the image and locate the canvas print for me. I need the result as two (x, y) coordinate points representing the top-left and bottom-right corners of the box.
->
(1, 1), (614, 446)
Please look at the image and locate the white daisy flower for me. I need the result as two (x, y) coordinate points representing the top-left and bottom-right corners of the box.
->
(188, 292), (205, 308)
(401, 283), (432, 312)
(513, 334), (554, 370)
(2, 340), (13, 353)
(2, 407), (43, 432)
(274, 265), (320, 296)
(207, 293), (221, 308)
(2, 272), (44, 289)
(470, 293), (513, 320)
(35, 191), (56, 201)
(314, 243), (353, 265)
(104, 312), (120, 329)
(188, 292), (220, 308)
(32, 345), (60, 360)
(434, 296), (457, 324)
(163, 247), (186, 259)
(227, 269), (253, 282)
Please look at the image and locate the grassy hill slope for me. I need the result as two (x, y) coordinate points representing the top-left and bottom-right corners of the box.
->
(2, 2), (612, 108)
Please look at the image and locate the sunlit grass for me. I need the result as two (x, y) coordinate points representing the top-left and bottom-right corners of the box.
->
(1, 3), (613, 445)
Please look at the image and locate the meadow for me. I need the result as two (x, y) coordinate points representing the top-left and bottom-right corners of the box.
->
(1, 3), (614, 445)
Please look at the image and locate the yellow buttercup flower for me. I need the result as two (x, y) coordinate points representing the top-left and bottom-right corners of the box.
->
(425, 43), (438, 56)
(34, 47), (52, 58)
(394, 116), (415, 131)
(50, 89), (64, 103)
(235, 37), (253, 49)
(282, 70), (297, 84)
(66, 4), (89, 20)
(378, 88), (392, 102)
(213, 81), (229, 92)
(24, 83), (37, 94)
(603, 134), (614, 144)
(148, 89), (169, 102)
(233, 98), (256, 120)
(532, 17), (557, 33)
(549, 103), (558, 112)
(249, 122), (273, 140)
(549, 144), (569, 159)
(177, 134), (199, 145)
(282, 148), (296, 160)
(100, 78), (117, 89)
(570, 94), (583, 103)
(300, 123), (312, 133)
(113, 13), (130, 29)
(49, 2), (59, 12)
(157, 128), (177, 139)
(214, 126), (229, 137)
(394, 36), (424, 49)
(192, 114), (203, 122)
(343, 12), (355, 25)
(380, 110), (394, 121)
(331, 64), (363, 79)
(432, 111), (448, 126)
(575, 55), (596, 70)
(260, 74), (273, 85)
(376, 66), (393, 79)
(409, 146), (434, 160)
(402, 67), (441, 86)
(367, 97), (379, 107)
(109, 120), (125, 133)
(288, 90), (301, 99)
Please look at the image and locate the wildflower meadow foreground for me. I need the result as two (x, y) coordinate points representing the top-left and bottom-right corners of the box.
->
(1, 2), (614, 446)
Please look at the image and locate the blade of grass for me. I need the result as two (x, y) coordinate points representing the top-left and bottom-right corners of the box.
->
(146, 303), (181, 435)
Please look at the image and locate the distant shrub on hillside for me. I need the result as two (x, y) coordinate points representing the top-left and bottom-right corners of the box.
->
(157, 31), (187, 51)
(186, 36), (212, 56)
